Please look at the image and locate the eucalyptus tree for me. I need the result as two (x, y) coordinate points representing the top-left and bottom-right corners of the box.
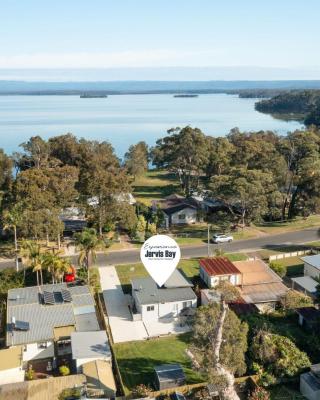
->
(2, 204), (23, 271)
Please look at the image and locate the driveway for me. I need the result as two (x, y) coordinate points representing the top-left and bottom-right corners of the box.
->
(99, 266), (148, 343)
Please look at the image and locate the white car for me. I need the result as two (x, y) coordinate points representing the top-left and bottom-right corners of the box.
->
(212, 234), (233, 243)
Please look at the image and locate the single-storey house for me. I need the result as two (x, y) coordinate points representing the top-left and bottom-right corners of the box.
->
(71, 330), (111, 371)
(154, 364), (186, 390)
(301, 364), (320, 400)
(152, 194), (200, 227)
(296, 307), (320, 330)
(131, 270), (197, 323)
(4, 283), (100, 380)
(199, 258), (288, 311)
(301, 254), (320, 280)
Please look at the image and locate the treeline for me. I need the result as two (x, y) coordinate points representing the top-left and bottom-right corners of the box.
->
(151, 126), (320, 224)
(255, 90), (320, 127)
(0, 134), (142, 244)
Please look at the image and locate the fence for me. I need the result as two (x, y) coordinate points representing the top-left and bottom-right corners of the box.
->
(269, 249), (317, 262)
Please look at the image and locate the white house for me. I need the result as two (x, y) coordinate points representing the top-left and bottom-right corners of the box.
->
(5, 283), (100, 378)
(301, 254), (320, 280)
(131, 270), (197, 323)
(71, 331), (112, 371)
(199, 257), (242, 288)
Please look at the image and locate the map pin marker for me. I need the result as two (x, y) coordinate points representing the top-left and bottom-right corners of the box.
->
(140, 234), (181, 287)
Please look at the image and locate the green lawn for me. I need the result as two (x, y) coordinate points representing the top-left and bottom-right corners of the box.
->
(115, 254), (247, 293)
(256, 214), (320, 234)
(113, 333), (205, 394)
(132, 170), (180, 206)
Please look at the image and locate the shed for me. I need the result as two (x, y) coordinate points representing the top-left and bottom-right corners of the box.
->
(296, 307), (320, 329)
(154, 364), (186, 390)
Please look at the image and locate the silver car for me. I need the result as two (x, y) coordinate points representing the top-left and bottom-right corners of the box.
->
(212, 233), (233, 243)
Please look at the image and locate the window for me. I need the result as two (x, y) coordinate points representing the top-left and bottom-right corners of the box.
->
(183, 301), (192, 308)
(147, 305), (155, 311)
(37, 342), (47, 349)
(178, 214), (186, 220)
(219, 275), (229, 282)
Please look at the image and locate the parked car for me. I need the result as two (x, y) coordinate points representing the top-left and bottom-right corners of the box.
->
(211, 233), (233, 243)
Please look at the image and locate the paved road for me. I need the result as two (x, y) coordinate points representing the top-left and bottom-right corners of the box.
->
(2, 227), (319, 270)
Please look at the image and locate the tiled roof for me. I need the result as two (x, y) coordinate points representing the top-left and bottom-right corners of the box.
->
(200, 257), (241, 276)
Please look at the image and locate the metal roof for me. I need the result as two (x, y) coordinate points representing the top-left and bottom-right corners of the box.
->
(71, 330), (111, 360)
(154, 364), (185, 382)
(132, 272), (196, 306)
(7, 283), (98, 346)
(240, 282), (288, 303)
(301, 254), (320, 270)
(291, 276), (318, 293)
(164, 270), (193, 288)
(296, 307), (320, 322)
(200, 257), (241, 276)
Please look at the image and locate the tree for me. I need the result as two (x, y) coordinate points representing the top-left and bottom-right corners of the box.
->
(269, 261), (286, 278)
(73, 228), (104, 282)
(125, 141), (149, 178)
(280, 290), (313, 310)
(0, 149), (13, 210)
(135, 215), (147, 242)
(2, 204), (23, 271)
(209, 168), (276, 227)
(152, 126), (209, 196)
(250, 330), (310, 378)
(191, 283), (248, 400)
(20, 241), (44, 286)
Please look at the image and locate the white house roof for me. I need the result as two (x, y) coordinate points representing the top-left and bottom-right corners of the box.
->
(71, 330), (111, 360)
(301, 254), (320, 270)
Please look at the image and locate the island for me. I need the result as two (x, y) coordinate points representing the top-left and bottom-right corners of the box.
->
(80, 93), (108, 98)
(173, 94), (199, 98)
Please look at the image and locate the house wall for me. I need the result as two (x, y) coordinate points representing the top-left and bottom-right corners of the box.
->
(200, 267), (240, 288)
(22, 341), (54, 362)
(254, 302), (276, 313)
(304, 263), (320, 280)
(171, 208), (198, 225)
(0, 367), (25, 385)
(140, 299), (197, 322)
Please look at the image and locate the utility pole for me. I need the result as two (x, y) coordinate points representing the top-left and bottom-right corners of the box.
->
(207, 223), (210, 257)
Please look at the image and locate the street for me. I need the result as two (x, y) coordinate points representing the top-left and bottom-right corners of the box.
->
(1, 227), (319, 270)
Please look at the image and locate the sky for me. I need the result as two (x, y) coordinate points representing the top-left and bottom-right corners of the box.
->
(1, 0), (320, 80)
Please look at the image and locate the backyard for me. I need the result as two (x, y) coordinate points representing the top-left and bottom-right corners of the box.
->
(113, 333), (205, 395)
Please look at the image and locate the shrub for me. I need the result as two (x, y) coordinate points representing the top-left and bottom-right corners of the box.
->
(132, 384), (152, 398)
(269, 261), (286, 278)
(58, 388), (82, 400)
(248, 387), (270, 400)
(59, 365), (70, 376)
(25, 366), (35, 381)
(280, 290), (313, 310)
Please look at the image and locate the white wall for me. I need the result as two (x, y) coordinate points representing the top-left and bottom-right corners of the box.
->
(200, 267), (240, 288)
(171, 208), (198, 225)
(141, 299), (197, 322)
(304, 263), (320, 280)
(0, 367), (24, 385)
(22, 341), (54, 362)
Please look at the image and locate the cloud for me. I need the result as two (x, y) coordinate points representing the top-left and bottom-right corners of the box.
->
(0, 49), (220, 69)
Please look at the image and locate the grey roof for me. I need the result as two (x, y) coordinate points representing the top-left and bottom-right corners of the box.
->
(132, 270), (196, 305)
(71, 330), (111, 360)
(7, 283), (98, 346)
(301, 372), (320, 392)
(292, 276), (318, 293)
(154, 364), (185, 382)
(301, 255), (320, 270)
(164, 270), (193, 289)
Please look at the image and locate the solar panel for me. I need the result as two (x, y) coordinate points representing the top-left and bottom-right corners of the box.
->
(43, 290), (55, 305)
(15, 320), (30, 331)
(61, 289), (72, 302)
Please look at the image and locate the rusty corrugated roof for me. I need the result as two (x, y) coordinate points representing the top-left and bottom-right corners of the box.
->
(200, 257), (241, 276)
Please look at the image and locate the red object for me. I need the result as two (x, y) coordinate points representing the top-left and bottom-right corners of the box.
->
(64, 265), (76, 282)
(199, 257), (241, 276)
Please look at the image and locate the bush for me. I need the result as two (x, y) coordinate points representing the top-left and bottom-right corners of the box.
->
(280, 290), (313, 310)
(59, 365), (70, 376)
(132, 384), (152, 398)
(58, 388), (82, 400)
(269, 261), (287, 278)
(248, 387), (270, 400)
(25, 366), (35, 381)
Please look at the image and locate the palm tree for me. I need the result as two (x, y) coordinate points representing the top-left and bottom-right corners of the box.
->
(20, 240), (44, 286)
(3, 205), (22, 272)
(72, 228), (104, 282)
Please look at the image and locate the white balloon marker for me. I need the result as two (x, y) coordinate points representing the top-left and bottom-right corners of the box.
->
(140, 234), (181, 287)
